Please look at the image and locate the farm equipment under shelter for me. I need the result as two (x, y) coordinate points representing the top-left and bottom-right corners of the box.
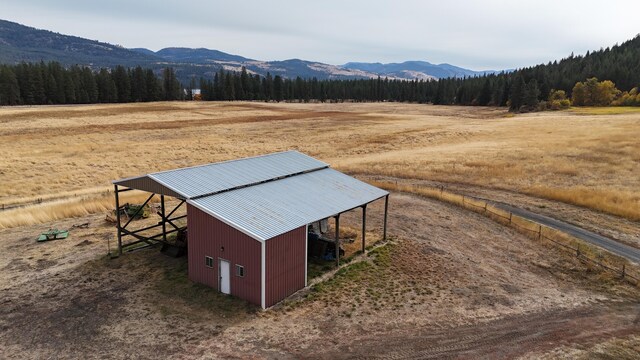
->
(307, 225), (345, 260)
(106, 203), (151, 223)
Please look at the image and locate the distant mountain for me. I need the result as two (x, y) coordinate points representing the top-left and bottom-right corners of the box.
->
(153, 47), (252, 63)
(134, 49), (397, 80)
(0, 18), (503, 83)
(0, 19), (160, 66)
(214, 58), (396, 80)
(129, 48), (157, 57)
(342, 61), (502, 79)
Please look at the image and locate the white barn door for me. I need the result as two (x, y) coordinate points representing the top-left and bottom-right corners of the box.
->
(219, 259), (231, 294)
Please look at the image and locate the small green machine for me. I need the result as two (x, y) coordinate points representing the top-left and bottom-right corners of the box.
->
(37, 229), (69, 242)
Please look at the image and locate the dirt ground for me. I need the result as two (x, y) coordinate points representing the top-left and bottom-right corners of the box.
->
(1, 192), (638, 359)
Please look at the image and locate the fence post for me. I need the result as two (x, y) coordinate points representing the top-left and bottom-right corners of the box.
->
(576, 246), (580, 258)
(462, 195), (465, 206)
(622, 264), (626, 279)
(509, 212), (512, 224)
(484, 203), (487, 213)
(538, 225), (542, 240)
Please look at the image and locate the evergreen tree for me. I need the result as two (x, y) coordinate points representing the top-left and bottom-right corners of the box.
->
(130, 66), (147, 102)
(113, 66), (131, 102)
(509, 75), (525, 111)
(162, 67), (182, 100)
(523, 79), (540, 108)
(0, 66), (20, 105)
(273, 75), (284, 102)
(477, 79), (492, 105)
(145, 69), (160, 101)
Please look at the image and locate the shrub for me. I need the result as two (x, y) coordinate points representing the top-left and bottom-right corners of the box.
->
(612, 87), (640, 106)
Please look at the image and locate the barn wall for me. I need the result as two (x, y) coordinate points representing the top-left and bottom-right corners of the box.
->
(187, 204), (262, 306)
(265, 226), (307, 307)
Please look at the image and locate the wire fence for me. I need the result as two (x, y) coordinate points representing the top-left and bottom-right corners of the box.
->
(457, 190), (639, 285)
(379, 182), (640, 286)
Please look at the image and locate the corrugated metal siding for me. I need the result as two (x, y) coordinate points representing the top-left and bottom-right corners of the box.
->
(190, 168), (389, 241)
(187, 204), (262, 306)
(150, 151), (327, 198)
(265, 226), (306, 307)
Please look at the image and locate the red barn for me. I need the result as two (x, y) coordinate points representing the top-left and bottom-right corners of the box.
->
(113, 151), (388, 308)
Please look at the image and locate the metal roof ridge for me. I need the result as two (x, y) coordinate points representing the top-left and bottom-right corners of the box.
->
(189, 165), (329, 200)
(147, 150), (324, 177)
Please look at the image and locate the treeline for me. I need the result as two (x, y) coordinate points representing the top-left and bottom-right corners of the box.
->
(199, 35), (640, 110)
(1, 35), (638, 109)
(429, 35), (640, 111)
(199, 68), (438, 103)
(0, 62), (184, 105)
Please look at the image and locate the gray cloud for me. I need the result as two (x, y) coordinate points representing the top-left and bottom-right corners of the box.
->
(2, 0), (638, 70)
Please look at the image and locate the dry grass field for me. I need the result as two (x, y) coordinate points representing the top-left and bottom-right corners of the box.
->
(1, 101), (639, 358)
(0, 101), (638, 229)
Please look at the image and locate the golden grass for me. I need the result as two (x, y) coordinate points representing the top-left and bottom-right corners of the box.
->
(526, 186), (640, 221)
(1, 101), (638, 225)
(0, 191), (156, 229)
(570, 106), (640, 115)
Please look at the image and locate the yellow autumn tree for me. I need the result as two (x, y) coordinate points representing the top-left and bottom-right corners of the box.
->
(571, 78), (620, 106)
(571, 82), (588, 106)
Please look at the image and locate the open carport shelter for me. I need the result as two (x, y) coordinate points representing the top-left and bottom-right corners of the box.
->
(112, 151), (389, 308)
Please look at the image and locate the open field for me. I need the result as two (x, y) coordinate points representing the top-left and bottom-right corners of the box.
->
(1, 102), (640, 358)
(1, 101), (638, 228)
(1, 192), (639, 359)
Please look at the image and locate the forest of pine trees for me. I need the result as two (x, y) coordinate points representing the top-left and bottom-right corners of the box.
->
(1, 35), (638, 109)
(198, 68), (438, 103)
(0, 62), (183, 105)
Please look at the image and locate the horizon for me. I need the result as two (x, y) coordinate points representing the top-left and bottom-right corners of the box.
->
(2, 0), (639, 71)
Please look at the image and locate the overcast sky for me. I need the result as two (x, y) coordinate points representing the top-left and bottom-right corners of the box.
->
(3, 0), (639, 70)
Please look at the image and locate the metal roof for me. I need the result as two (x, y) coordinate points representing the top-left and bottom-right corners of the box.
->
(113, 150), (388, 241)
(188, 168), (388, 241)
(113, 151), (328, 199)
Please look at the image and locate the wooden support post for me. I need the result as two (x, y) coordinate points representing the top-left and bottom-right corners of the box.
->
(114, 184), (122, 256)
(383, 195), (389, 241)
(335, 214), (340, 267)
(509, 212), (512, 224)
(362, 204), (367, 253)
(622, 264), (626, 279)
(161, 195), (167, 243)
(538, 225), (542, 240)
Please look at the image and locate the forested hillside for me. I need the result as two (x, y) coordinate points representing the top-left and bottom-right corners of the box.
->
(0, 35), (638, 107)
(0, 19), (158, 66)
(196, 35), (640, 108)
(433, 35), (640, 109)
